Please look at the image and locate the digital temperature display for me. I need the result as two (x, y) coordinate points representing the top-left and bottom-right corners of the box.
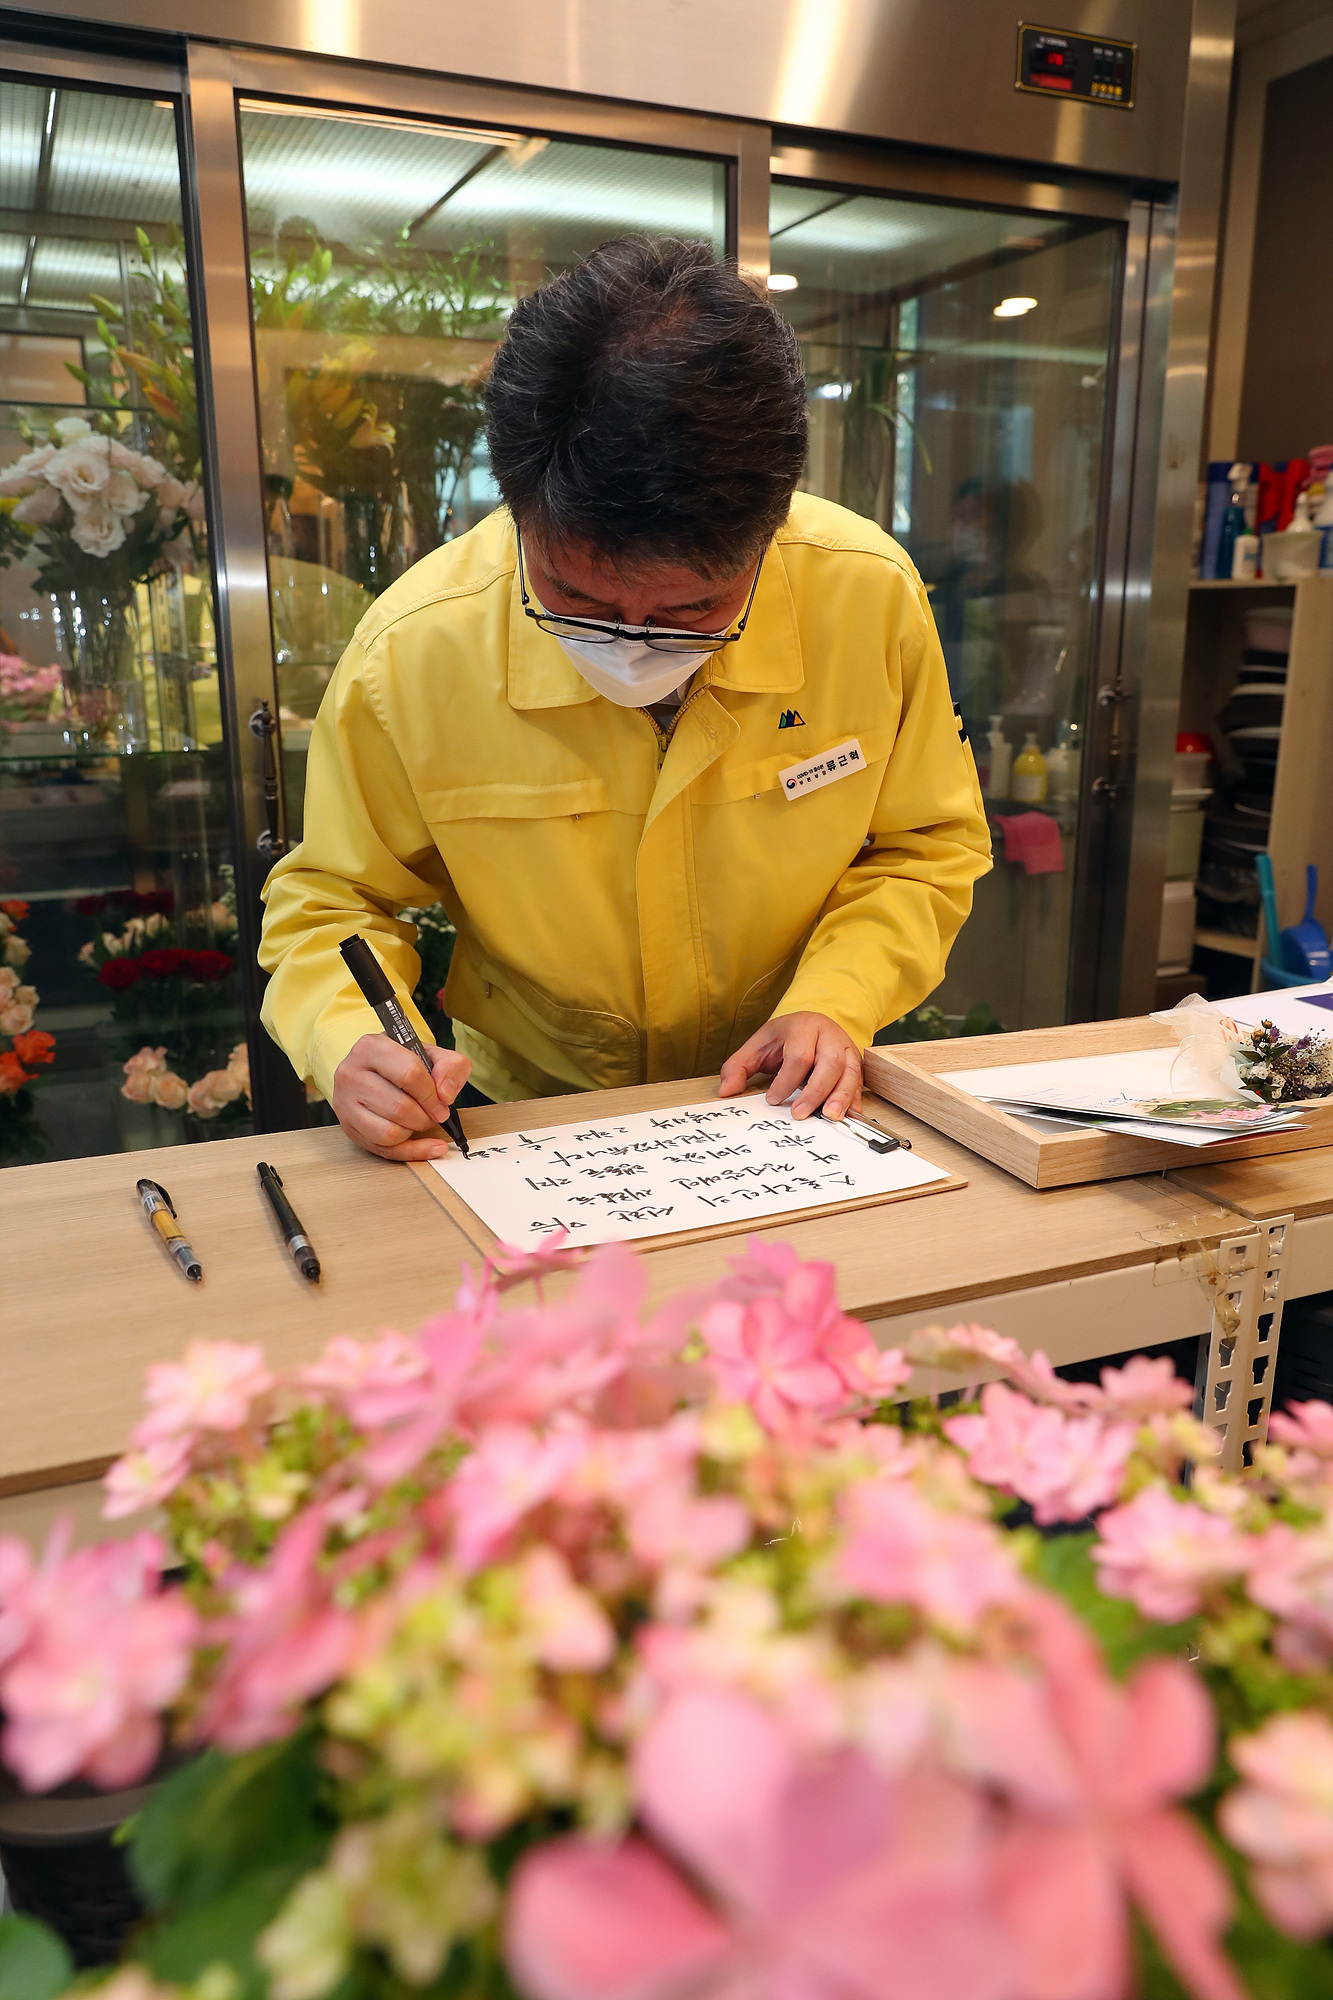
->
(1016, 24), (1136, 108)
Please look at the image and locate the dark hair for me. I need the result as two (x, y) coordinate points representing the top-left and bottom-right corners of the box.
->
(484, 236), (808, 578)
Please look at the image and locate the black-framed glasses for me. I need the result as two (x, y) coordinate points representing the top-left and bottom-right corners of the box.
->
(516, 534), (765, 655)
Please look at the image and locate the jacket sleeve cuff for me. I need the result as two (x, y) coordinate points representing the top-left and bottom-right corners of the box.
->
(307, 988), (438, 1105)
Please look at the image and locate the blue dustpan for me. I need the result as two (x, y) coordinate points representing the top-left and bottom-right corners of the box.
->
(1282, 865), (1332, 981)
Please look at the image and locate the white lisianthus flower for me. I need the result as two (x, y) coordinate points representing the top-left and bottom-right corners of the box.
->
(156, 476), (187, 510)
(144, 911), (168, 938)
(53, 416), (94, 443)
(0, 443), (56, 495)
(182, 480), (206, 522)
(11, 484), (62, 525)
(102, 930), (124, 956)
(4, 935), (31, 968)
(0, 966), (17, 993)
(46, 435), (111, 504)
(109, 440), (166, 488)
(70, 494), (128, 557)
(0, 1001), (35, 1036)
(77, 939), (96, 966)
(107, 468), (151, 517)
(0, 914), (10, 937)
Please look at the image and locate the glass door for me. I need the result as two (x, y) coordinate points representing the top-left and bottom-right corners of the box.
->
(769, 179), (1123, 1033)
(0, 62), (248, 1166)
(235, 106), (726, 818)
(229, 96), (728, 1052)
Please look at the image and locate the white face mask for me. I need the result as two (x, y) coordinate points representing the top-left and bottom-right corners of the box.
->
(553, 630), (713, 708)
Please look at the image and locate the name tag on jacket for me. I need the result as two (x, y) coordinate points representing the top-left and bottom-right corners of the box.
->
(779, 738), (866, 800)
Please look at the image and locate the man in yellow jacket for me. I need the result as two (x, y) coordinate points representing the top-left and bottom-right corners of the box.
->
(260, 237), (991, 1162)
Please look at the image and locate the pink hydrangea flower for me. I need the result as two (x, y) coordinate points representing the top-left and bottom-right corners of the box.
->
(1093, 1355), (1193, 1419)
(133, 1339), (273, 1445)
(300, 1331), (430, 1430)
(1091, 1487), (1248, 1621)
(1244, 1519), (1333, 1667)
(517, 1547), (615, 1673)
(944, 1596), (1244, 2000)
(102, 1436), (195, 1520)
(697, 1240), (908, 1434)
(0, 1528), (196, 1791)
(194, 1507), (355, 1751)
(507, 1684), (1015, 2000)
(449, 1424), (592, 1574)
(1219, 1711), (1333, 1937)
(1268, 1400), (1333, 1459)
(945, 1381), (1135, 1525)
(837, 1476), (1024, 1634)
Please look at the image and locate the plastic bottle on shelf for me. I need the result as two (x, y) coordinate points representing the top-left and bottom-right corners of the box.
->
(1045, 720), (1082, 825)
(1314, 481), (1333, 572)
(1012, 732), (1048, 804)
(984, 715), (1011, 799)
(1215, 463), (1250, 579)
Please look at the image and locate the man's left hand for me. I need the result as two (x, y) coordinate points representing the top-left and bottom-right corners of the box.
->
(717, 1011), (863, 1120)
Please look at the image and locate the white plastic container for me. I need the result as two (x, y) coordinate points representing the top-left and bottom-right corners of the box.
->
(1158, 879), (1196, 971)
(1173, 748), (1212, 793)
(1166, 804), (1205, 881)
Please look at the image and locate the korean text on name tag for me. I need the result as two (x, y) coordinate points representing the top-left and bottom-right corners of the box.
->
(779, 738), (865, 800)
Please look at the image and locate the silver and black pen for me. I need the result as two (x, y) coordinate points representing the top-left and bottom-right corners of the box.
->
(815, 1107), (911, 1154)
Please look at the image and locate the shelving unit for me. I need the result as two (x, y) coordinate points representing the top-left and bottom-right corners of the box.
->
(1175, 574), (1333, 995)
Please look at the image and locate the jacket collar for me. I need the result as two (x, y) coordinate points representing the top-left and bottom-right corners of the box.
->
(505, 520), (806, 712)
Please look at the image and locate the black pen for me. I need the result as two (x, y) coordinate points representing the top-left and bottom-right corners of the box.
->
(257, 1162), (320, 1282)
(339, 933), (470, 1157)
(136, 1178), (203, 1281)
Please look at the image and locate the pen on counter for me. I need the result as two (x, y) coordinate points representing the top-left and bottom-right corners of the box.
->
(136, 1178), (203, 1281)
(339, 932), (470, 1158)
(815, 1107), (910, 1154)
(257, 1162), (321, 1282)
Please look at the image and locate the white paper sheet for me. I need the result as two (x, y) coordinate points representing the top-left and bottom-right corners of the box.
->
(949, 1049), (1300, 1133)
(430, 1098), (951, 1247)
(1001, 1107), (1239, 1147)
(1213, 981), (1333, 1036)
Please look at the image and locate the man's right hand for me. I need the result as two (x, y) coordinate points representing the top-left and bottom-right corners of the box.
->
(332, 1034), (472, 1161)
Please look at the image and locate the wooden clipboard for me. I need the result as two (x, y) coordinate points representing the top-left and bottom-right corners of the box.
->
(408, 1076), (966, 1258)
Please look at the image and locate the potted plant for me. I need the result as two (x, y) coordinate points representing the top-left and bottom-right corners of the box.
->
(2, 1236), (1332, 1999)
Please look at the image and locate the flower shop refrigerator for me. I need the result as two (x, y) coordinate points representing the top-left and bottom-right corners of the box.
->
(0, 5), (1214, 1162)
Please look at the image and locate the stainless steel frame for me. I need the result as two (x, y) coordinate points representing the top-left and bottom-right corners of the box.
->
(5, 0), (1194, 184)
(1113, 0), (1238, 1016)
(0, 3), (1236, 1134)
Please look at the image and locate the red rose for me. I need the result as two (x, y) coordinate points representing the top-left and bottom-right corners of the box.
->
(98, 957), (142, 991)
(0, 1051), (28, 1094)
(133, 889), (173, 915)
(0, 900), (28, 922)
(12, 1029), (55, 1065)
(74, 894), (107, 916)
(138, 947), (190, 978)
(186, 950), (235, 982)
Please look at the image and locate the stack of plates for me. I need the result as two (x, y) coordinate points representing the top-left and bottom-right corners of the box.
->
(1218, 683), (1283, 779)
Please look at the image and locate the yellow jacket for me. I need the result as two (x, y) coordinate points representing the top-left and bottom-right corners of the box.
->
(259, 493), (991, 1103)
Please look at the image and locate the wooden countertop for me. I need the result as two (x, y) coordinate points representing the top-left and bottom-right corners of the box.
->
(1, 1074), (1265, 1502)
(1167, 1147), (1333, 1221)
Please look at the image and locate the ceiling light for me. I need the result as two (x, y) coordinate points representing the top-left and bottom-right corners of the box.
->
(815, 381), (845, 399)
(993, 296), (1038, 318)
(766, 272), (799, 292)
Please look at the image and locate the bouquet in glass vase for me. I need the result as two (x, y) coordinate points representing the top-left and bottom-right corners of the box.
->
(0, 413), (200, 739)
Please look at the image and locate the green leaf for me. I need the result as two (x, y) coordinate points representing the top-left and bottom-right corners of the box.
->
(0, 1914), (73, 2000)
(1032, 1532), (1198, 1677)
(138, 1862), (307, 2000)
(130, 1730), (332, 1915)
(136, 226), (153, 260)
(87, 292), (124, 321)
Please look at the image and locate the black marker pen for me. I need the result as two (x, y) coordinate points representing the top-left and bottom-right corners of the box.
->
(339, 933), (470, 1158)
